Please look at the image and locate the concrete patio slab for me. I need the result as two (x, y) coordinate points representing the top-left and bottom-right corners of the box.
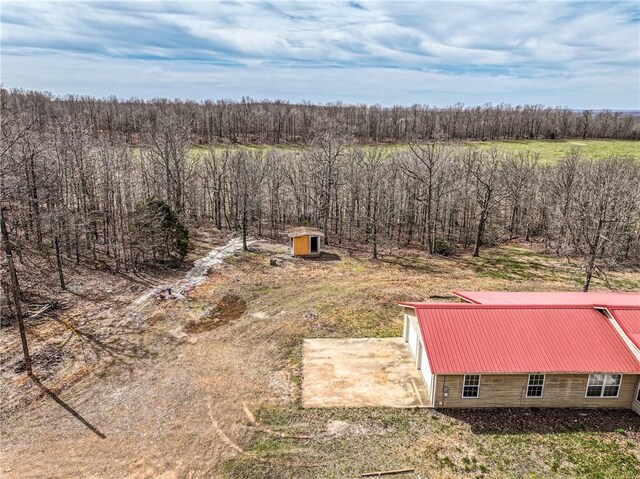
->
(302, 337), (431, 408)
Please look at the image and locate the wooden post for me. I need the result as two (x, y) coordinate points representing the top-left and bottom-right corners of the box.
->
(0, 206), (32, 375)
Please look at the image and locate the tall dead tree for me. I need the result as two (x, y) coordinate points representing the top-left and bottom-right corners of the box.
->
(464, 147), (506, 257)
(401, 140), (450, 253)
(0, 206), (32, 375)
(307, 118), (353, 245)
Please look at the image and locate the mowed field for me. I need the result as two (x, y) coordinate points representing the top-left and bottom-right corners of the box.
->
(193, 139), (640, 163)
(464, 139), (640, 163)
(3, 238), (639, 479)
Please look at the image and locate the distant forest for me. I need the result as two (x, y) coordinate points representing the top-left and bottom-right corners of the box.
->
(2, 88), (640, 320)
(2, 88), (639, 144)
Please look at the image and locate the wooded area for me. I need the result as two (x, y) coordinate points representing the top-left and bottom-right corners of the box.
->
(2, 88), (640, 322)
(2, 88), (639, 144)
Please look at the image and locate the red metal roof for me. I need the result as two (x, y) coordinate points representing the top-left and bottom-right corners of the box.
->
(607, 307), (640, 351)
(399, 303), (640, 374)
(453, 291), (640, 307)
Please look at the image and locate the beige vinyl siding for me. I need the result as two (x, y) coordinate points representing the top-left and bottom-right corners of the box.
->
(433, 373), (639, 409)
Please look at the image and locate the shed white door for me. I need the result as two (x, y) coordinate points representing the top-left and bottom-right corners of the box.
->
(407, 320), (418, 358)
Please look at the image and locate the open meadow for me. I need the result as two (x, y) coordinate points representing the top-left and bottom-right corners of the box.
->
(194, 139), (640, 161)
(464, 139), (640, 163)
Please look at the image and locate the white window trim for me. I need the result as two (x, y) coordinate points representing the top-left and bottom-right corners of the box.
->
(462, 374), (481, 399)
(584, 373), (623, 399)
(526, 374), (545, 398)
(636, 382), (640, 404)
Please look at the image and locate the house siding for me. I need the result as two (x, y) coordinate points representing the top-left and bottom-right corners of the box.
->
(433, 373), (639, 409)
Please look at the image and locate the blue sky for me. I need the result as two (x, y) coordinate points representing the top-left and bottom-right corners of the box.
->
(1, 0), (639, 108)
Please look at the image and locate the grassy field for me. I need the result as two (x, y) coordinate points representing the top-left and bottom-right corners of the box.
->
(218, 242), (640, 479)
(189, 139), (639, 163)
(463, 139), (640, 163)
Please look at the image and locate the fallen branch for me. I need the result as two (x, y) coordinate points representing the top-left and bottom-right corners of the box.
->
(207, 401), (243, 453)
(25, 303), (54, 320)
(361, 468), (415, 477)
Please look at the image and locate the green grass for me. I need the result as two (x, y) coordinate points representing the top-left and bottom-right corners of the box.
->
(133, 139), (639, 164)
(225, 406), (640, 479)
(462, 139), (640, 163)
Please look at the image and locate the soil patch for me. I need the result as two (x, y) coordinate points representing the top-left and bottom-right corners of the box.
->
(185, 294), (247, 333)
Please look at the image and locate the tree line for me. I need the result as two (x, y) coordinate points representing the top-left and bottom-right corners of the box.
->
(2, 90), (640, 324)
(3, 88), (639, 146)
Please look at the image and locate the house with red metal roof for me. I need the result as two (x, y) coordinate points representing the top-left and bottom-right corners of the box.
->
(399, 293), (640, 413)
(453, 290), (640, 306)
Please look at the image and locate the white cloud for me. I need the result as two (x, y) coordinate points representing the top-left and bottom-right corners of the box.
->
(0, 0), (638, 108)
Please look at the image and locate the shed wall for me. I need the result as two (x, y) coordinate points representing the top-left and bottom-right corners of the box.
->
(293, 236), (310, 256)
(433, 374), (638, 409)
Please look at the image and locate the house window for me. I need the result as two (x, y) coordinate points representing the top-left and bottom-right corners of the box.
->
(636, 384), (640, 403)
(462, 375), (480, 398)
(586, 374), (622, 398)
(527, 374), (545, 398)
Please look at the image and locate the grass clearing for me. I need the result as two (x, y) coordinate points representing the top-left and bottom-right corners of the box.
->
(218, 241), (640, 478)
(226, 406), (640, 479)
(132, 138), (639, 164)
(181, 139), (639, 163)
(462, 139), (640, 163)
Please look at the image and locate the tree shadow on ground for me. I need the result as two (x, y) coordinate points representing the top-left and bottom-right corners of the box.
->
(55, 316), (153, 363)
(301, 252), (341, 262)
(441, 408), (640, 434)
(29, 374), (106, 439)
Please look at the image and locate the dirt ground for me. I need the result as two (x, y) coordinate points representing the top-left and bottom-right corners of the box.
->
(1, 242), (294, 478)
(2, 238), (640, 478)
(302, 338), (430, 408)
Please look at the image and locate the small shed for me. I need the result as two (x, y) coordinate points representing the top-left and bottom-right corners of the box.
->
(287, 227), (324, 257)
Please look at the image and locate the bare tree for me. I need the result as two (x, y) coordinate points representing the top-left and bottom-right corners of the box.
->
(401, 139), (450, 253)
(464, 147), (506, 257)
(561, 158), (640, 290)
(306, 118), (353, 244)
(356, 147), (388, 259)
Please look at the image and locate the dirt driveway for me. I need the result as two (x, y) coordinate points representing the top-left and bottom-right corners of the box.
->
(302, 338), (431, 408)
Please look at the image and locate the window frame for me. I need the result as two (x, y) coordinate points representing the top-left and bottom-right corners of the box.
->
(462, 374), (481, 399)
(584, 373), (622, 399)
(526, 374), (545, 398)
(636, 382), (640, 403)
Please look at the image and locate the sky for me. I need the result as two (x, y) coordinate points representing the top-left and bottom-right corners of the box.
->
(1, 0), (639, 109)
